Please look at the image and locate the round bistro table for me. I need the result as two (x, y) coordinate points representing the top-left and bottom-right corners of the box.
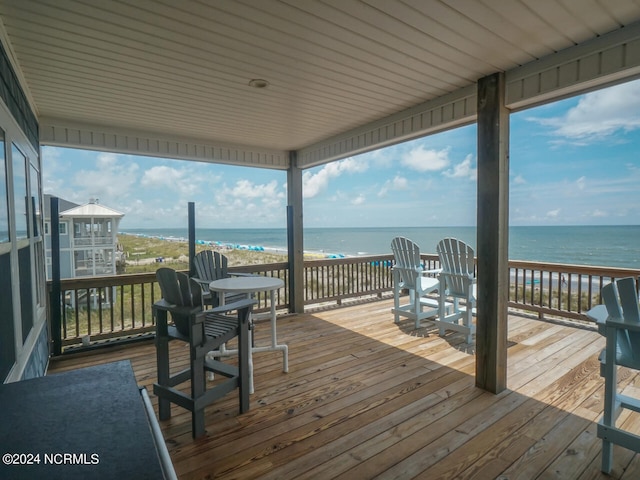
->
(209, 276), (287, 393)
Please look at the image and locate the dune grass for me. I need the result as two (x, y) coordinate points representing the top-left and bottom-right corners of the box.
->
(118, 233), (287, 274)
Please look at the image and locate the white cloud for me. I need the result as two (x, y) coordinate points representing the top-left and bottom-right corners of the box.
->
(576, 176), (586, 190)
(41, 146), (62, 163)
(303, 157), (368, 198)
(68, 155), (140, 204)
(546, 209), (561, 218)
(141, 164), (220, 197)
(351, 194), (366, 205)
(401, 146), (450, 172)
(228, 179), (284, 202)
(513, 175), (526, 185)
(141, 165), (184, 188)
(378, 175), (409, 197)
(443, 154), (476, 180)
(590, 209), (607, 217)
(200, 179), (286, 226)
(531, 79), (640, 142)
(96, 152), (119, 169)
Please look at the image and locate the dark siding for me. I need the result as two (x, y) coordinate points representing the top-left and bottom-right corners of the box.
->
(0, 41), (38, 151)
(18, 245), (32, 343)
(0, 252), (15, 379)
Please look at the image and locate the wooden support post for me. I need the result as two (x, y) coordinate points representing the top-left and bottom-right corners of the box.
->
(188, 202), (196, 277)
(287, 152), (304, 313)
(50, 196), (62, 356)
(476, 72), (509, 393)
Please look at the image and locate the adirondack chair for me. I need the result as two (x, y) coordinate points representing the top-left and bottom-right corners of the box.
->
(153, 267), (254, 438)
(596, 277), (640, 473)
(390, 236), (440, 329)
(192, 250), (248, 306)
(435, 238), (476, 343)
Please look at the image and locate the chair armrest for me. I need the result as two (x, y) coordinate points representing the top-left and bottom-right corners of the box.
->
(209, 298), (257, 315)
(586, 305), (608, 335)
(586, 305), (608, 323)
(422, 268), (442, 276)
(439, 272), (475, 282)
(153, 299), (201, 316)
(603, 317), (640, 332)
(191, 277), (209, 288)
(154, 299), (176, 309)
(392, 266), (422, 274)
(229, 272), (258, 277)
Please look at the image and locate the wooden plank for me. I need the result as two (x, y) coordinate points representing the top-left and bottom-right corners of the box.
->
(46, 298), (640, 479)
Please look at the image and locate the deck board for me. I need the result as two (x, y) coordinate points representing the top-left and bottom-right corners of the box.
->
(47, 298), (640, 479)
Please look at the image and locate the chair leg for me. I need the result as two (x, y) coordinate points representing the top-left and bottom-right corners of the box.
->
(238, 306), (250, 414)
(155, 309), (172, 421)
(393, 287), (400, 324)
(248, 324), (254, 395)
(190, 322), (207, 438)
(465, 303), (473, 344)
(438, 293), (446, 336)
(191, 350), (206, 438)
(600, 330), (618, 473)
(601, 439), (613, 474)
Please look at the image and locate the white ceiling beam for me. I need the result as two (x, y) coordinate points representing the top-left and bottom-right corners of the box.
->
(297, 85), (477, 169)
(506, 20), (640, 110)
(38, 117), (289, 170)
(298, 19), (640, 169)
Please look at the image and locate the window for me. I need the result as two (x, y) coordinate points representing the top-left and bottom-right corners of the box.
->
(48, 221), (67, 235)
(12, 144), (27, 239)
(0, 129), (7, 243)
(29, 163), (41, 238)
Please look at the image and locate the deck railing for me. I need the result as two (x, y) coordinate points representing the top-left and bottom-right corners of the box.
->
(47, 255), (640, 351)
(508, 260), (640, 320)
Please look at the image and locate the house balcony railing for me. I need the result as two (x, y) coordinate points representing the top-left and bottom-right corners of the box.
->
(46, 255), (640, 352)
(72, 236), (115, 247)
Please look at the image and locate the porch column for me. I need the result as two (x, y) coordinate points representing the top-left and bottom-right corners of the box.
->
(188, 202), (195, 277)
(476, 72), (509, 393)
(50, 196), (62, 356)
(287, 151), (304, 313)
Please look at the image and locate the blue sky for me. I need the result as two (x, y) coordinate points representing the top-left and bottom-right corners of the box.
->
(42, 79), (640, 230)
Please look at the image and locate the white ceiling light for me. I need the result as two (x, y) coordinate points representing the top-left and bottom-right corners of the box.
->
(248, 79), (269, 88)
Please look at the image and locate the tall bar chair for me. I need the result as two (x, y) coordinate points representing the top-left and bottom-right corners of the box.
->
(153, 267), (254, 438)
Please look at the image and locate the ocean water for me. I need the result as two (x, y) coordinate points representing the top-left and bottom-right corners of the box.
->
(121, 225), (640, 269)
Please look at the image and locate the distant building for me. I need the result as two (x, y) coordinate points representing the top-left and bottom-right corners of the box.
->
(44, 195), (124, 279)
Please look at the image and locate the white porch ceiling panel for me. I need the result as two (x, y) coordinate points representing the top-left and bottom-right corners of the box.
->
(1, 0), (640, 169)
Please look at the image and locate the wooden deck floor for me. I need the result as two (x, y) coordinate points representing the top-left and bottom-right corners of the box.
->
(48, 298), (640, 479)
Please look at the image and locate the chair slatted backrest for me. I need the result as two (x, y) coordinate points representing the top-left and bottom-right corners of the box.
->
(156, 267), (202, 308)
(602, 277), (640, 366)
(390, 237), (422, 290)
(194, 250), (228, 283)
(436, 238), (475, 297)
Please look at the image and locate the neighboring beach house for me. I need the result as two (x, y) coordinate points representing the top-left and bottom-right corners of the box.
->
(44, 195), (124, 279)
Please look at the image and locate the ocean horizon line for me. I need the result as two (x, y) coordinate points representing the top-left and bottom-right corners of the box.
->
(120, 225), (640, 268)
(121, 224), (639, 230)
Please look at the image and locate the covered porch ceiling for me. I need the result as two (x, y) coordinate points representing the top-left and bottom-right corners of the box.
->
(1, 0), (640, 170)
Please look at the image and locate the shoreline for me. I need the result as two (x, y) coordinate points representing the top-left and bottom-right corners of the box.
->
(117, 232), (332, 273)
(120, 231), (347, 260)
(120, 226), (640, 269)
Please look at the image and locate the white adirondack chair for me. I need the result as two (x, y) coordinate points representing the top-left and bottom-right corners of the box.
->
(436, 238), (476, 343)
(390, 237), (440, 329)
(596, 277), (640, 473)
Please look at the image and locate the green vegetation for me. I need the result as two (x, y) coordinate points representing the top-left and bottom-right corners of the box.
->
(118, 233), (288, 274)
